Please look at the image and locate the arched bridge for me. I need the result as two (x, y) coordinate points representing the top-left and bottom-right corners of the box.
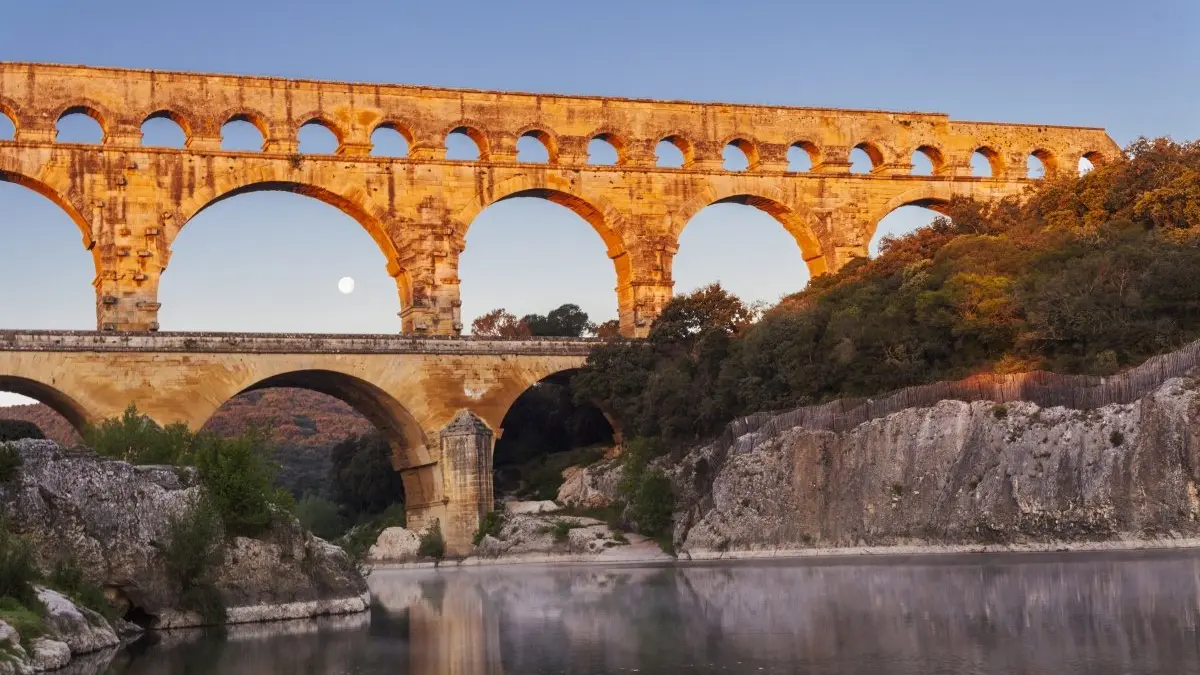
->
(0, 330), (594, 553)
(0, 62), (1120, 336)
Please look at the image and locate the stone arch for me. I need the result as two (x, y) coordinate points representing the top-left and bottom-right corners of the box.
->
(53, 103), (110, 142)
(0, 375), (91, 434)
(208, 369), (435, 503)
(671, 186), (827, 277)
(172, 178), (407, 312)
(515, 126), (559, 164)
(657, 133), (694, 167)
(492, 366), (622, 466)
(912, 144), (945, 174)
(872, 186), (955, 226)
(295, 114), (346, 148)
(0, 99), (19, 136)
(218, 108), (274, 141)
(456, 174), (631, 282)
(1082, 149), (1112, 166)
(788, 140), (821, 170)
(972, 146), (1004, 177)
(372, 120), (415, 145)
(588, 130), (627, 165)
(1029, 148), (1058, 177)
(0, 168), (97, 269)
(852, 141), (886, 171)
(722, 136), (761, 171)
(142, 109), (195, 143)
(444, 122), (490, 161)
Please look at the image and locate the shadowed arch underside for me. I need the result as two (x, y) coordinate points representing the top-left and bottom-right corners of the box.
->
(0, 375), (90, 433)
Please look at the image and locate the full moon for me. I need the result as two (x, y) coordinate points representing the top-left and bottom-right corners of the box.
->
(338, 277), (355, 294)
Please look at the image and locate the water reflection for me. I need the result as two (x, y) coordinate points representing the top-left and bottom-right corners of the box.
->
(104, 551), (1200, 674)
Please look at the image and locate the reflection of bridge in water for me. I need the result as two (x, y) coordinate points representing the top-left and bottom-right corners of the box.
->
(0, 330), (594, 552)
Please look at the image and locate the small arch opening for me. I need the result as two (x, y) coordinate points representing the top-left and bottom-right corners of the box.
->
(0, 110), (15, 140)
(972, 148), (999, 178)
(141, 112), (188, 149)
(298, 120), (340, 155)
(370, 124), (410, 157)
(1079, 154), (1097, 175)
(587, 135), (620, 166)
(446, 126), (485, 161)
(221, 116), (266, 152)
(787, 142), (818, 172)
(911, 146), (943, 176)
(850, 143), (882, 174)
(1027, 153), (1047, 179)
(656, 136), (689, 168)
(517, 131), (552, 164)
(723, 139), (754, 172)
(55, 108), (104, 144)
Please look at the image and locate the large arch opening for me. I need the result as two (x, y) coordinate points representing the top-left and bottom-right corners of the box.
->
(0, 175), (96, 334)
(0, 376), (88, 443)
(459, 190), (623, 336)
(492, 369), (616, 501)
(674, 196), (821, 308)
(201, 370), (425, 540)
(161, 186), (403, 333)
(869, 201), (951, 257)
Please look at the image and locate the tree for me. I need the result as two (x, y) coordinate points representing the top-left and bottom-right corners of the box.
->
(328, 432), (405, 518)
(595, 319), (622, 339)
(521, 304), (594, 337)
(648, 284), (755, 347)
(471, 309), (531, 338)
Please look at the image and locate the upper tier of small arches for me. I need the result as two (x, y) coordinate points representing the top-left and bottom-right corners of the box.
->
(0, 95), (1115, 179)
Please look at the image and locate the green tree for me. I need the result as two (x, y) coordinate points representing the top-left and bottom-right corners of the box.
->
(328, 432), (405, 518)
(521, 303), (594, 337)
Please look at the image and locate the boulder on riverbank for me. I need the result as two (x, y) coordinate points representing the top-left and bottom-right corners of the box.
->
(0, 440), (368, 630)
(0, 586), (121, 674)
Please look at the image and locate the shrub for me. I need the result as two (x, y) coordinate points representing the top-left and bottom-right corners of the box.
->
(617, 437), (665, 500)
(47, 559), (117, 621)
(0, 445), (21, 483)
(84, 405), (193, 465)
(296, 496), (347, 541)
(0, 421), (43, 442)
(472, 511), (505, 546)
(992, 404), (1009, 419)
(550, 520), (574, 543)
(160, 497), (226, 623)
(1110, 429), (1125, 446)
(0, 597), (43, 648)
(629, 470), (675, 539)
(417, 520), (445, 560)
(0, 526), (40, 610)
(192, 431), (278, 537)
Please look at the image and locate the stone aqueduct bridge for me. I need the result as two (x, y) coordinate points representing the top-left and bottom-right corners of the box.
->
(0, 330), (593, 553)
(0, 62), (1121, 336)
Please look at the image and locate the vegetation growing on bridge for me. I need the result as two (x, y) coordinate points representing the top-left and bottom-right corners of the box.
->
(574, 138), (1200, 450)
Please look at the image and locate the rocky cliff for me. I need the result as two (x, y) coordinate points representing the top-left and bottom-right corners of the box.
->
(0, 440), (368, 630)
(664, 376), (1200, 555)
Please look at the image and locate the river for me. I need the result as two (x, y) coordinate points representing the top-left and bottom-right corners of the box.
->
(94, 549), (1200, 674)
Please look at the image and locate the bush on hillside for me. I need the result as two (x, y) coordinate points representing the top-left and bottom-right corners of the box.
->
(0, 420), (43, 442)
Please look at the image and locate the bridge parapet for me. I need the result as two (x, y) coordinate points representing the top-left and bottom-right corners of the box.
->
(0, 330), (598, 356)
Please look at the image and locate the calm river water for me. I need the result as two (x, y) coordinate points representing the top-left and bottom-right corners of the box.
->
(93, 550), (1200, 675)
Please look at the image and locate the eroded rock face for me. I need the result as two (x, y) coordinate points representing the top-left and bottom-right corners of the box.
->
(557, 460), (623, 509)
(36, 588), (119, 655)
(0, 441), (368, 627)
(503, 500), (560, 515)
(670, 378), (1200, 554)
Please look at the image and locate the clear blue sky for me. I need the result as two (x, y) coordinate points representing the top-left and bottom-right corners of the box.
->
(1, 0), (1198, 405)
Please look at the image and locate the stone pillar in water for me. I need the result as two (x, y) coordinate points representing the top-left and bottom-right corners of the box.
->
(439, 410), (494, 555)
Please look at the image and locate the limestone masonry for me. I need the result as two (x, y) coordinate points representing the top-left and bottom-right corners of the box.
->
(0, 62), (1119, 335)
